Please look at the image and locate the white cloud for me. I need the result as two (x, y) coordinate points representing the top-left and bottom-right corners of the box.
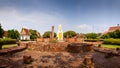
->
(77, 24), (94, 33)
(78, 24), (91, 29)
(0, 8), (66, 34)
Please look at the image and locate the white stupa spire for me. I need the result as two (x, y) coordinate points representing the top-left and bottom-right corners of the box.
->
(57, 24), (63, 40)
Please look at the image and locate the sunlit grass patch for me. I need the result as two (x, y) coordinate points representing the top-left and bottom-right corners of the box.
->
(2, 44), (18, 48)
(96, 44), (120, 49)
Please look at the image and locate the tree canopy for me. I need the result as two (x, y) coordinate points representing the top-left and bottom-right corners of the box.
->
(85, 33), (98, 39)
(63, 30), (77, 38)
(0, 24), (4, 38)
(101, 29), (120, 39)
(43, 31), (56, 38)
(29, 29), (39, 40)
(7, 29), (20, 39)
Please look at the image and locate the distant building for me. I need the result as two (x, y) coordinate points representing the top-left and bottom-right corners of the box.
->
(103, 24), (120, 34)
(20, 28), (31, 40)
(2, 31), (8, 39)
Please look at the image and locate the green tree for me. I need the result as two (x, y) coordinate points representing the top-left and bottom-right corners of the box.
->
(108, 32), (115, 38)
(63, 30), (77, 38)
(101, 34), (110, 39)
(85, 33), (98, 39)
(101, 29), (120, 39)
(29, 29), (38, 40)
(7, 29), (20, 39)
(0, 24), (4, 38)
(43, 31), (56, 38)
(114, 29), (120, 38)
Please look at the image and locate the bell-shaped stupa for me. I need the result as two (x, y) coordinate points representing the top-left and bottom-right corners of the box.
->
(57, 24), (63, 40)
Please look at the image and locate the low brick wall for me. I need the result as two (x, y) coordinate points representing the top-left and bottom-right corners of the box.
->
(66, 43), (93, 53)
(0, 43), (27, 55)
(27, 42), (94, 53)
(27, 42), (68, 52)
(64, 38), (83, 43)
(94, 47), (120, 56)
(37, 38), (83, 43)
(37, 38), (56, 42)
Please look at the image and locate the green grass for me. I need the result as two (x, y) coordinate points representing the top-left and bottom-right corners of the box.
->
(2, 44), (18, 49)
(97, 44), (120, 49)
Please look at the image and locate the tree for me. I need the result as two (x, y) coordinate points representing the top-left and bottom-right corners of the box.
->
(108, 32), (115, 38)
(0, 24), (4, 38)
(101, 29), (120, 39)
(43, 31), (56, 38)
(85, 33), (98, 39)
(63, 30), (77, 38)
(7, 29), (20, 39)
(114, 29), (120, 38)
(101, 34), (110, 39)
(29, 29), (38, 40)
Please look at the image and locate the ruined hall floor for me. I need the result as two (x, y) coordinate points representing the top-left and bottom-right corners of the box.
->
(0, 50), (120, 68)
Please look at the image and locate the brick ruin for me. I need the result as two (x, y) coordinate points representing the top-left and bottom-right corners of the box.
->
(27, 42), (94, 53)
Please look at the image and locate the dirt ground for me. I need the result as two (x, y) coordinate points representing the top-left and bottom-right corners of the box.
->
(0, 50), (120, 68)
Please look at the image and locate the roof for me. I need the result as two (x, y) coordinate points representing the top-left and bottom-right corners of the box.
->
(103, 25), (120, 34)
(102, 31), (108, 35)
(20, 28), (30, 35)
(108, 26), (120, 32)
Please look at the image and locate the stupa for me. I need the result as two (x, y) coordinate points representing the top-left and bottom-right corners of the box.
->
(57, 24), (63, 41)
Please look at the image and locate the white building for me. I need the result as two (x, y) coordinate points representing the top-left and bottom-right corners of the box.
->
(20, 28), (30, 40)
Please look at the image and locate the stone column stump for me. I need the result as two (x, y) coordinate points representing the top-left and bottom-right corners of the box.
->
(23, 55), (32, 64)
(83, 55), (94, 68)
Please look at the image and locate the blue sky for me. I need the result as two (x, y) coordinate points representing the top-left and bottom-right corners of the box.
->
(0, 0), (120, 34)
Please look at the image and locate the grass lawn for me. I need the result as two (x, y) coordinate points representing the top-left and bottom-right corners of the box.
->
(2, 44), (18, 49)
(99, 44), (120, 49)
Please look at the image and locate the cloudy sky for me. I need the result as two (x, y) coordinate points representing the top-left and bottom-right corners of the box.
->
(0, 0), (120, 34)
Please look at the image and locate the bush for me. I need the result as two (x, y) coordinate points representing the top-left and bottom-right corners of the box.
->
(103, 39), (120, 45)
(0, 38), (17, 45)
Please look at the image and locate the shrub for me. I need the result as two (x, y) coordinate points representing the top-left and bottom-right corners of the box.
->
(103, 39), (120, 45)
(0, 38), (17, 45)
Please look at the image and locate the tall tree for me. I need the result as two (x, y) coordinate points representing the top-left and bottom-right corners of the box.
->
(85, 33), (98, 39)
(101, 34), (110, 39)
(63, 30), (77, 38)
(43, 31), (56, 38)
(0, 24), (4, 38)
(7, 29), (20, 39)
(101, 29), (120, 39)
(114, 29), (120, 38)
(29, 29), (38, 40)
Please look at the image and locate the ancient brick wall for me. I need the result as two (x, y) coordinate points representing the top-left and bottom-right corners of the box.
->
(65, 38), (83, 42)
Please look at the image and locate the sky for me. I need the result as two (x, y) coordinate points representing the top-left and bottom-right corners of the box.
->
(0, 0), (120, 35)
